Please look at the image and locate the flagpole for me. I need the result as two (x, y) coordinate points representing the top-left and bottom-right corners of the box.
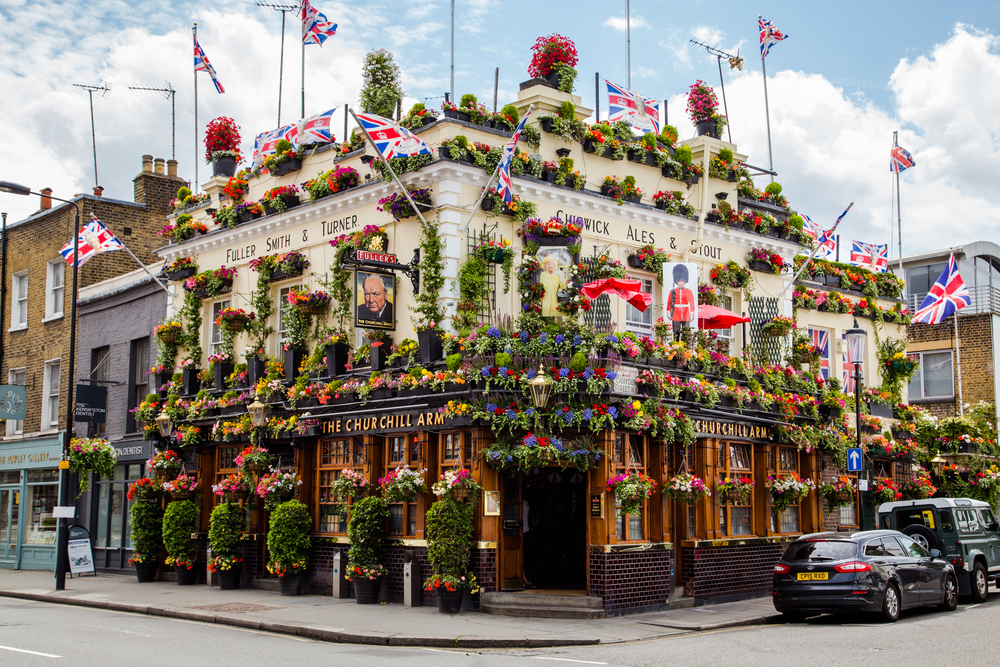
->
(349, 109), (431, 228)
(301, 8), (306, 120)
(894, 131), (903, 274)
(778, 202), (854, 298)
(955, 313), (964, 417)
(278, 9), (287, 126)
(193, 23), (199, 194)
(759, 16), (774, 183)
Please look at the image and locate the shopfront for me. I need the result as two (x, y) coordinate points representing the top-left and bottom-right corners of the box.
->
(0, 437), (63, 570)
(86, 439), (154, 570)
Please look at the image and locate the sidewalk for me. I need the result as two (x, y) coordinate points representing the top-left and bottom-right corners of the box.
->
(0, 570), (781, 648)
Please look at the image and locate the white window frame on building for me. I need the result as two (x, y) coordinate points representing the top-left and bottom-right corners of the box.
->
(42, 359), (61, 432)
(276, 284), (301, 353)
(11, 271), (28, 330)
(210, 299), (232, 355)
(625, 277), (654, 337)
(44, 259), (64, 320)
(5, 368), (26, 436)
(908, 349), (955, 401)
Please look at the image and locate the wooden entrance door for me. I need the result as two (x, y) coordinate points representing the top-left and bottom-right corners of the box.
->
(499, 472), (523, 590)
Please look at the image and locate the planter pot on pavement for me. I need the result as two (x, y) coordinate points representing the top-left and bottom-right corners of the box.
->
(437, 589), (464, 614)
(176, 565), (197, 586)
(279, 571), (305, 596)
(218, 565), (242, 590)
(135, 561), (158, 583)
(354, 577), (381, 604)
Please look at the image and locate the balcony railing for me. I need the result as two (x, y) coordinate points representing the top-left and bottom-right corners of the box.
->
(905, 284), (1000, 315)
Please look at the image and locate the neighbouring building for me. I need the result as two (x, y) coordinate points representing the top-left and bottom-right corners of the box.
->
(146, 75), (910, 614)
(0, 156), (182, 571)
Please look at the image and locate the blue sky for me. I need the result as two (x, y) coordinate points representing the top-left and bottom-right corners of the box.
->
(3, 1), (1000, 256)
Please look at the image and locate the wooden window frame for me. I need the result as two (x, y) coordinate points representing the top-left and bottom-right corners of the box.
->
(384, 433), (424, 537)
(612, 432), (649, 543)
(769, 445), (803, 536)
(315, 437), (360, 535)
(718, 440), (755, 537)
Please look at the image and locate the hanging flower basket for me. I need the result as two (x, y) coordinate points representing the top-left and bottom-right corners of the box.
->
(607, 471), (657, 516)
(663, 473), (711, 505)
(718, 476), (755, 505)
(451, 487), (471, 503)
(766, 474), (816, 512)
(170, 490), (195, 502)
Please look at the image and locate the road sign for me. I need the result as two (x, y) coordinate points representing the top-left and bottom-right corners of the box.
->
(847, 447), (863, 472)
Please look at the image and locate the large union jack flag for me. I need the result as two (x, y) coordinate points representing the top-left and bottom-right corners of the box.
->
(296, 107), (338, 145)
(759, 17), (788, 58)
(890, 141), (915, 173)
(841, 332), (862, 393)
(850, 240), (889, 272)
(355, 113), (431, 161)
(800, 214), (836, 259)
(912, 253), (971, 325)
(605, 80), (660, 135)
(252, 125), (294, 168)
(302, 0), (338, 46)
(808, 328), (831, 380)
(496, 111), (532, 205)
(60, 215), (124, 268)
(194, 36), (224, 94)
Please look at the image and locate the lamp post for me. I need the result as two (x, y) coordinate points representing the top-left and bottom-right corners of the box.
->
(248, 399), (268, 445)
(527, 366), (553, 413)
(155, 413), (174, 445)
(0, 181), (81, 591)
(845, 318), (868, 528)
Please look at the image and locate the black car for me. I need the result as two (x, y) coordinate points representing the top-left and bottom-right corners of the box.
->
(772, 530), (958, 622)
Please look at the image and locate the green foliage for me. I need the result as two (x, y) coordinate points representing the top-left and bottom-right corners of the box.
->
(553, 63), (577, 93)
(453, 134), (469, 149)
(410, 102), (426, 113)
(347, 496), (391, 567)
(180, 290), (203, 365)
(412, 221), (445, 331)
(275, 139), (293, 154)
(129, 500), (163, 564)
(209, 502), (246, 558)
(660, 125), (678, 146)
(425, 497), (474, 578)
(765, 181), (783, 196)
(569, 351), (588, 372)
(500, 104), (519, 126)
(495, 352), (512, 367)
(675, 145), (693, 165)
(176, 186), (192, 200)
(455, 252), (490, 336)
(642, 132), (657, 149)
(446, 353), (463, 372)
(460, 93), (477, 108)
(266, 500), (312, 568)
(718, 147), (734, 163)
(360, 48), (404, 118)
(163, 500), (198, 562)
(558, 101), (575, 119)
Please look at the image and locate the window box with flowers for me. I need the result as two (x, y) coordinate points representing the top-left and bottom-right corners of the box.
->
(164, 257), (198, 282)
(262, 184), (301, 215)
(747, 248), (785, 275)
(663, 473), (710, 505)
(263, 250), (310, 282)
(159, 214), (208, 244)
(651, 190), (694, 217)
(262, 139), (303, 176)
(601, 175), (643, 205)
(627, 244), (670, 283)
(236, 201), (264, 223)
(377, 187), (433, 220)
(184, 266), (236, 299)
(710, 260), (752, 290)
(205, 116), (242, 177)
(302, 165), (361, 202)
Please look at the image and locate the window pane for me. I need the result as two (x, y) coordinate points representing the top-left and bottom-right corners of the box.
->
(388, 504), (403, 535)
(780, 507), (798, 533)
(731, 507), (752, 535)
(839, 502), (857, 526)
(921, 352), (953, 398)
(96, 483), (109, 548)
(629, 511), (643, 540)
(24, 484), (58, 544)
(626, 279), (654, 327)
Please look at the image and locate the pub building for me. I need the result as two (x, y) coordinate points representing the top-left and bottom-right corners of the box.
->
(151, 78), (909, 613)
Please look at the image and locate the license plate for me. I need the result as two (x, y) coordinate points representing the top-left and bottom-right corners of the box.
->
(796, 572), (829, 581)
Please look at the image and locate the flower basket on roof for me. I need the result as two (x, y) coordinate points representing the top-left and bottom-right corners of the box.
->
(205, 117), (242, 177)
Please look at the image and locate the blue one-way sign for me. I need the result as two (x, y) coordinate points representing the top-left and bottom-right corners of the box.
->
(847, 448), (863, 472)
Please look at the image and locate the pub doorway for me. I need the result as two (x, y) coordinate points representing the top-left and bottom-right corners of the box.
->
(522, 466), (587, 591)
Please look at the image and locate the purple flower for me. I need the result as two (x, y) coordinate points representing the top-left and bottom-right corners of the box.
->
(560, 411), (574, 424)
(526, 368), (537, 380)
(525, 435), (538, 447)
(606, 334), (619, 344)
(608, 406), (619, 419)
(486, 403), (497, 413)
(559, 368), (570, 378)
(518, 331), (530, 342)
(505, 408), (517, 419)
(487, 327), (501, 338)
(582, 409), (594, 421)
(555, 334), (565, 344)
(480, 367), (490, 377)
(607, 370), (618, 381)
(582, 368), (593, 379)
(539, 333), (548, 343)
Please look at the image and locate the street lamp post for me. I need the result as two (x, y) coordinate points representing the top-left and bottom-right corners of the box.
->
(845, 319), (868, 529)
(0, 181), (81, 591)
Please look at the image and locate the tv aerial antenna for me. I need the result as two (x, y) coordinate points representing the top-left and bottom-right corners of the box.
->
(129, 82), (176, 160)
(689, 40), (742, 143)
(72, 81), (111, 187)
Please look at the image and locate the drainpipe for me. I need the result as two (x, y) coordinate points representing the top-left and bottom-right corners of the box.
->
(0, 212), (6, 366)
(688, 143), (711, 262)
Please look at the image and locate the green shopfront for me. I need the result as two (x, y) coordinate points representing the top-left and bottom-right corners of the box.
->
(0, 437), (63, 570)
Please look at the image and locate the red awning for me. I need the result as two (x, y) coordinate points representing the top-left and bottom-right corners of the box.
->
(698, 304), (750, 329)
(580, 278), (652, 312)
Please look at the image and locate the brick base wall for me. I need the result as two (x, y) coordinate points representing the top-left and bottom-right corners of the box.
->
(589, 547), (672, 615)
(680, 542), (790, 604)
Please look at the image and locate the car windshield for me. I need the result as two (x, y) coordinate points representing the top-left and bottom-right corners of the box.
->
(784, 541), (857, 562)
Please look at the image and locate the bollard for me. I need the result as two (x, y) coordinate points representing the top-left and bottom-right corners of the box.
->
(332, 551), (350, 598)
(403, 555), (421, 607)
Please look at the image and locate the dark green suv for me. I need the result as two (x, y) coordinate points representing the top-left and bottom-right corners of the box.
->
(878, 497), (1000, 602)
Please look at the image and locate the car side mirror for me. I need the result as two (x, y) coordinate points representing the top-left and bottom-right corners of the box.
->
(930, 549), (942, 558)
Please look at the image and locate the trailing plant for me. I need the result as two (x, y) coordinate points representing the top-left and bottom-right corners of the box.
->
(163, 499), (198, 568)
(412, 220), (445, 332)
(424, 496), (475, 591)
(128, 499), (163, 566)
(360, 48), (404, 118)
(209, 501), (247, 559)
(455, 250), (490, 336)
(376, 187), (432, 220)
(68, 437), (116, 495)
(266, 500), (312, 576)
(606, 471), (656, 516)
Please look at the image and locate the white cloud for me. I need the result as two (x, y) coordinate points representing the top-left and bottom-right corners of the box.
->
(604, 16), (648, 32)
(691, 25), (723, 46)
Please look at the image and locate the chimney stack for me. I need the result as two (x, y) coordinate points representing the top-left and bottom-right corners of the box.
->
(40, 188), (52, 210)
(141, 155), (153, 172)
(167, 159), (178, 177)
(92, 186), (104, 197)
(154, 158), (165, 175)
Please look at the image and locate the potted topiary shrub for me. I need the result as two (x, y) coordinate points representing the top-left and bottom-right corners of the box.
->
(163, 499), (199, 585)
(346, 495), (391, 604)
(127, 481), (163, 583)
(424, 495), (476, 613)
(205, 116), (242, 177)
(266, 500), (312, 595)
(208, 502), (247, 590)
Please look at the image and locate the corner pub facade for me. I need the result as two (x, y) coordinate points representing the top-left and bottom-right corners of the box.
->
(154, 79), (906, 615)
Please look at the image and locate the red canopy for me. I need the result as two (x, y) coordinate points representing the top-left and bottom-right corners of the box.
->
(698, 305), (750, 329)
(580, 278), (651, 312)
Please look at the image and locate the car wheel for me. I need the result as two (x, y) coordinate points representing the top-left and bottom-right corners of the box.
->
(902, 524), (939, 552)
(939, 574), (958, 611)
(971, 562), (989, 603)
(781, 612), (805, 623)
(881, 583), (900, 623)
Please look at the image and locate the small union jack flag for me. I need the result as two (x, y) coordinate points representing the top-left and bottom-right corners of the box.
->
(850, 240), (889, 273)
(496, 110), (532, 205)
(800, 214), (836, 259)
(60, 215), (124, 268)
(841, 332), (862, 393)
(355, 113), (431, 161)
(194, 36), (224, 94)
(605, 80), (660, 135)
(759, 16), (788, 58)
(890, 141), (915, 173)
(296, 107), (338, 145)
(912, 253), (971, 325)
(252, 125), (294, 168)
(808, 328), (830, 380)
(302, 0), (337, 46)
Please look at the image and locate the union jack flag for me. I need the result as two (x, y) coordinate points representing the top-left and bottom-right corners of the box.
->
(808, 328), (830, 380)
(60, 215), (124, 268)
(890, 140), (915, 173)
(355, 113), (431, 161)
(841, 331), (862, 393)
(194, 36), (224, 94)
(302, 0), (337, 46)
(800, 214), (836, 259)
(296, 107), (338, 145)
(912, 253), (971, 325)
(252, 125), (294, 168)
(850, 240), (889, 273)
(605, 80), (660, 135)
(496, 111), (532, 205)
(759, 16), (788, 58)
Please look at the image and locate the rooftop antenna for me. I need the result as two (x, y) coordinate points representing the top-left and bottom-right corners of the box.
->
(689, 40), (741, 144)
(128, 82), (176, 160)
(257, 1), (302, 127)
(72, 81), (111, 187)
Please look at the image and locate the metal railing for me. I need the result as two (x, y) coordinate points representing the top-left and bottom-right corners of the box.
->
(905, 284), (1000, 315)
